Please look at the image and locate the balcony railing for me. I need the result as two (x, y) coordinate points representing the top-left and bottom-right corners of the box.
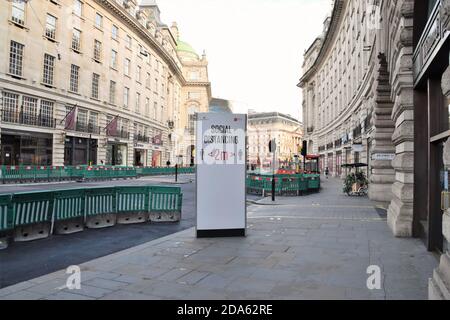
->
(134, 134), (149, 143)
(2, 111), (56, 128)
(353, 125), (362, 139)
(75, 123), (101, 134)
(107, 129), (130, 139)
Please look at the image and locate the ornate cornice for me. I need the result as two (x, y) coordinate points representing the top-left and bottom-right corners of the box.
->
(298, 0), (346, 87)
(95, 0), (189, 85)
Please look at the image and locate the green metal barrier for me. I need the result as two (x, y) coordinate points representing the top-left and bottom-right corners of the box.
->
(116, 186), (149, 213)
(85, 187), (116, 216)
(150, 186), (182, 212)
(0, 194), (13, 232)
(246, 173), (320, 196)
(12, 191), (54, 226)
(53, 188), (85, 221)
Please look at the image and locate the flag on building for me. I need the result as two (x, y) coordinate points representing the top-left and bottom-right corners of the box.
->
(106, 116), (119, 136)
(65, 106), (77, 130)
(152, 132), (162, 145)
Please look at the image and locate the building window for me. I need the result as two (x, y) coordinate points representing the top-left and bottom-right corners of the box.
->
(11, 1), (25, 25)
(91, 73), (99, 99)
(145, 97), (150, 117)
(2, 92), (19, 123)
(123, 87), (129, 108)
(40, 100), (54, 127)
(146, 73), (151, 88)
(95, 13), (102, 29)
(161, 83), (165, 98)
(109, 80), (116, 104)
(112, 25), (118, 40)
(94, 40), (102, 62)
(88, 112), (98, 130)
(73, 0), (82, 16)
(70, 64), (80, 92)
(111, 50), (117, 69)
(23, 96), (38, 125)
(125, 35), (132, 48)
(9, 41), (24, 77)
(42, 53), (55, 86)
(137, 66), (141, 82)
(45, 14), (57, 40)
(153, 102), (157, 120)
(124, 58), (130, 76)
(72, 28), (81, 52)
(154, 78), (158, 93)
(77, 109), (88, 128)
(136, 93), (140, 113)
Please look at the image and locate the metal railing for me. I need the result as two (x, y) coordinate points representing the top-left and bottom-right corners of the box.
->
(107, 129), (130, 139)
(134, 134), (149, 143)
(1, 111), (56, 128)
(75, 123), (101, 134)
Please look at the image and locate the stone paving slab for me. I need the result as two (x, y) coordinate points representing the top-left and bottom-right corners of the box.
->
(0, 178), (438, 300)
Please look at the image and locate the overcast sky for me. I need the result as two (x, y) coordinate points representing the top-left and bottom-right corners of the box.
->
(155, 0), (332, 121)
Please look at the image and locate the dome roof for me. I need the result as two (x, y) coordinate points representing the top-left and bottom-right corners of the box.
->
(177, 39), (199, 58)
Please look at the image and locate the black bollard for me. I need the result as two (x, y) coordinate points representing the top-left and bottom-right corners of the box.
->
(272, 174), (276, 201)
(175, 164), (178, 182)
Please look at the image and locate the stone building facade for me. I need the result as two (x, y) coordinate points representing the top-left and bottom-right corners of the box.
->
(247, 112), (303, 169)
(0, 0), (211, 168)
(299, 0), (450, 299)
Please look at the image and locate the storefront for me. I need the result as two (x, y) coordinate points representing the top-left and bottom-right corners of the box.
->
(0, 130), (52, 165)
(336, 151), (342, 177)
(106, 142), (128, 166)
(64, 136), (97, 166)
(133, 142), (149, 167)
(152, 149), (162, 167)
(327, 153), (334, 175)
(413, 0), (449, 252)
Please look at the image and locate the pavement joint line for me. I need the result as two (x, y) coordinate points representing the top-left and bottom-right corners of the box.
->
(248, 216), (387, 222)
(251, 204), (379, 209)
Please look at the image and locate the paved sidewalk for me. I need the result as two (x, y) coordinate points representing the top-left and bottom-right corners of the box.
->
(0, 178), (437, 300)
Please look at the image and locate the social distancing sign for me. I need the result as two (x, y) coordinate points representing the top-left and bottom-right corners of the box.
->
(196, 113), (247, 238)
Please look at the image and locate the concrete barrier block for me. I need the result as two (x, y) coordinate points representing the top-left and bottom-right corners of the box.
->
(86, 214), (116, 229)
(117, 212), (148, 225)
(149, 211), (181, 223)
(14, 222), (50, 242)
(54, 218), (84, 235)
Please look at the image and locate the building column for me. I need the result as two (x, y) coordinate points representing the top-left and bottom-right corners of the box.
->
(369, 53), (396, 203)
(429, 65), (450, 300)
(52, 103), (67, 166)
(387, 0), (415, 237)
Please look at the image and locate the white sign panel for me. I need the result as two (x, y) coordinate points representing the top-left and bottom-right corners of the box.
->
(372, 153), (395, 161)
(196, 113), (247, 237)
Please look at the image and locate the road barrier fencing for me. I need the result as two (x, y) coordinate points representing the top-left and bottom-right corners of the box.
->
(246, 173), (321, 196)
(0, 185), (183, 248)
(0, 165), (196, 184)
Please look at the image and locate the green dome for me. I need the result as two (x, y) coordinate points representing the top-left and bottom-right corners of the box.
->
(177, 39), (199, 57)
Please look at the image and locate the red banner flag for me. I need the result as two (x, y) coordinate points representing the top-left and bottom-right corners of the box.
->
(152, 133), (162, 145)
(65, 106), (77, 130)
(106, 116), (118, 136)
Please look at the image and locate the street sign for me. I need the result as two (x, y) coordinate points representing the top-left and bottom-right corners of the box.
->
(372, 153), (395, 161)
(196, 113), (247, 238)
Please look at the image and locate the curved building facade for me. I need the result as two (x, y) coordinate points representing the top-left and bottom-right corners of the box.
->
(300, 0), (450, 299)
(0, 0), (211, 167)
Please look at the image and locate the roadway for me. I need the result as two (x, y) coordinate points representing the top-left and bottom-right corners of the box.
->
(0, 175), (262, 288)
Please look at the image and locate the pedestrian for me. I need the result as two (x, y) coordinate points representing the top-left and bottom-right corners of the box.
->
(166, 160), (171, 167)
(325, 167), (329, 179)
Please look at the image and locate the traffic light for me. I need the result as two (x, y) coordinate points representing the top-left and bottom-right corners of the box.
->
(301, 141), (307, 157)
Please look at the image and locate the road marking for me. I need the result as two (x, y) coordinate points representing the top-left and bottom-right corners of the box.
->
(248, 215), (386, 222)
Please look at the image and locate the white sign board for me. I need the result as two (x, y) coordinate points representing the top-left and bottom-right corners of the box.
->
(372, 153), (395, 161)
(196, 113), (247, 238)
